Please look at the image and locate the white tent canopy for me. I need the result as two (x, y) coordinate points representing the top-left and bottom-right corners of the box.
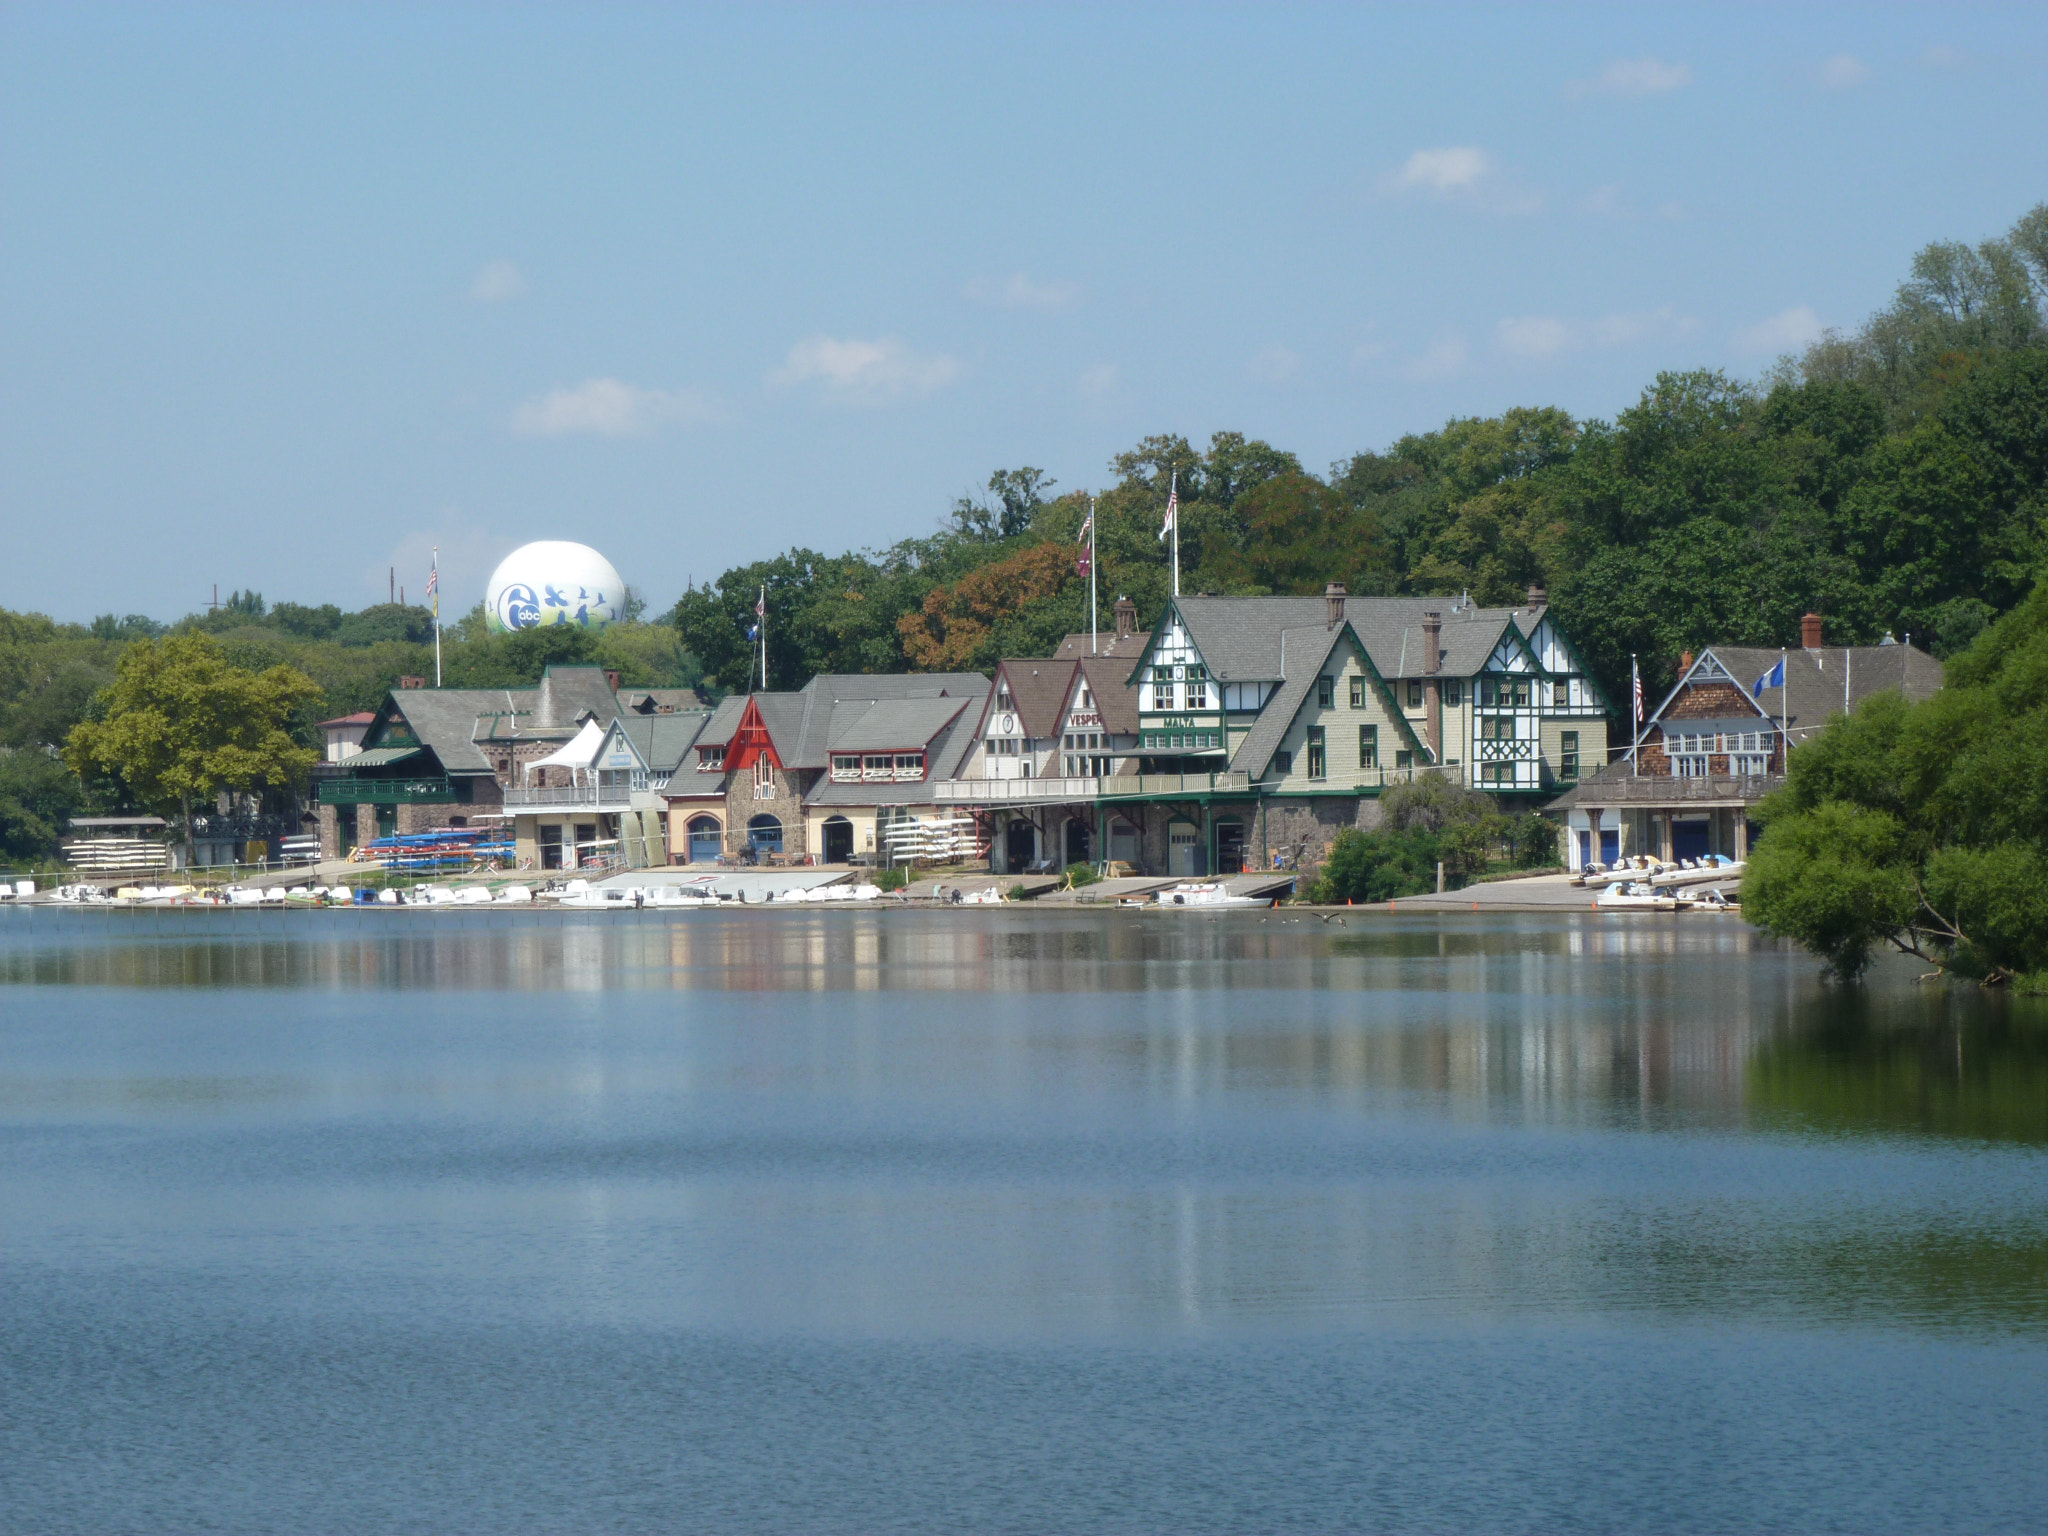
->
(523, 718), (608, 783)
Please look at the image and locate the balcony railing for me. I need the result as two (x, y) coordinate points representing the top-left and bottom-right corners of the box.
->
(936, 775), (1102, 805)
(1101, 771), (1251, 798)
(318, 775), (458, 806)
(502, 784), (635, 810)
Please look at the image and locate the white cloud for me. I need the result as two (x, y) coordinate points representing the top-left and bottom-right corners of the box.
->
(1077, 363), (1118, 399)
(1567, 57), (1693, 98)
(965, 272), (1080, 312)
(1408, 334), (1469, 381)
(1818, 54), (1870, 90)
(772, 335), (962, 402)
(1247, 346), (1301, 384)
(1733, 305), (1825, 353)
(1495, 307), (1697, 360)
(510, 378), (718, 437)
(1379, 146), (1541, 215)
(470, 260), (527, 303)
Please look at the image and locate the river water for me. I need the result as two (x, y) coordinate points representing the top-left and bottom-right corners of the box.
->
(2, 906), (2043, 1533)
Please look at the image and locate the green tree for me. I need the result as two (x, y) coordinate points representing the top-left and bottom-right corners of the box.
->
(0, 749), (84, 864)
(63, 633), (321, 861)
(1745, 578), (2048, 985)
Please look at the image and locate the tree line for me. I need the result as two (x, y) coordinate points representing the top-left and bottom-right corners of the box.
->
(1, 202), (2043, 865)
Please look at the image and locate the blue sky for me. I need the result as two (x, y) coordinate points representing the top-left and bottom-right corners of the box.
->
(4, 3), (2044, 624)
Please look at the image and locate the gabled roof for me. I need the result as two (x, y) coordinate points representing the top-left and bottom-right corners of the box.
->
(370, 664), (627, 777)
(621, 687), (704, 715)
(803, 699), (985, 807)
(1685, 643), (1943, 743)
(985, 659), (1076, 740)
(696, 672), (991, 766)
(1137, 594), (1552, 685)
(1053, 629), (1149, 661)
(1073, 656), (1143, 735)
(617, 711), (710, 773)
(827, 697), (972, 753)
(1229, 620), (1427, 779)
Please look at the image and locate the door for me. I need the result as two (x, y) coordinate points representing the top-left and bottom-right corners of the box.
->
(1577, 831), (1591, 870)
(1169, 820), (1205, 877)
(572, 821), (598, 870)
(1672, 819), (1711, 861)
(1064, 818), (1091, 868)
(686, 816), (722, 864)
(747, 814), (783, 856)
(1214, 819), (1245, 876)
(1108, 818), (1140, 868)
(1598, 829), (1620, 865)
(1005, 819), (1036, 871)
(823, 816), (853, 864)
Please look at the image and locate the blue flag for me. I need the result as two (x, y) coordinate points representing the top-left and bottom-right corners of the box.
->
(1754, 658), (1785, 694)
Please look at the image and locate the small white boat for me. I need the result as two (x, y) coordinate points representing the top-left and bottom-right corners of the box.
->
(492, 885), (533, 905)
(1153, 882), (1269, 909)
(558, 884), (642, 909)
(452, 885), (493, 905)
(1594, 880), (1692, 911)
(957, 886), (1005, 905)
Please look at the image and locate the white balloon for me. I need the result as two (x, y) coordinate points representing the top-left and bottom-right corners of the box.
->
(484, 542), (626, 632)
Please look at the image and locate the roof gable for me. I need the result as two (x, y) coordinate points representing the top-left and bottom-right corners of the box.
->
(1231, 620), (1428, 778)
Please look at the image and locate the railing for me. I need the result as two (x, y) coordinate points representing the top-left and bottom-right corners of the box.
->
(501, 784), (635, 810)
(1101, 771), (1251, 797)
(936, 776), (1101, 805)
(318, 775), (458, 806)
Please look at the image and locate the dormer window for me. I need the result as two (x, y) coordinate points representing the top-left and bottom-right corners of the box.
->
(831, 754), (860, 781)
(1079, 685), (1092, 708)
(700, 745), (725, 771)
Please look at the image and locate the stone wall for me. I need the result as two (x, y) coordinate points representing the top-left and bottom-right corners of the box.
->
(724, 763), (809, 857)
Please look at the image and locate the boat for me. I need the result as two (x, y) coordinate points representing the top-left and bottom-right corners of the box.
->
(557, 884), (644, 910)
(492, 885), (533, 905)
(1593, 880), (1693, 911)
(1153, 882), (1270, 909)
(957, 886), (1005, 905)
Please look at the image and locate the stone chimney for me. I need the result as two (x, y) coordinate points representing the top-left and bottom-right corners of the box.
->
(1801, 611), (1824, 649)
(1325, 582), (1347, 629)
(604, 669), (621, 693)
(1527, 583), (1547, 608)
(399, 675), (427, 690)
(1422, 611), (1442, 762)
(1113, 595), (1137, 639)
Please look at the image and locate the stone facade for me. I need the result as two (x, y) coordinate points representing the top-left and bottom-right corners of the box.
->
(725, 760), (810, 858)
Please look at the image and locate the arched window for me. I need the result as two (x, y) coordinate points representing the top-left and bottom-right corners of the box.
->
(747, 814), (784, 854)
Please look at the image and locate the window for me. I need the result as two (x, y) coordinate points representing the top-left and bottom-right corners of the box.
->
(700, 745), (724, 772)
(1306, 726), (1326, 780)
(1063, 755), (1077, 776)
(1560, 731), (1579, 781)
(1152, 665), (1175, 711)
(1318, 677), (1334, 709)
(1553, 680), (1570, 708)
(1443, 679), (1462, 708)
(1481, 715), (1516, 740)
(996, 687), (1013, 711)
(832, 754), (860, 781)
(1673, 754), (1711, 778)
(1359, 724), (1377, 768)
(753, 754), (775, 798)
(1395, 749), (1414, 772)
(1349, 675), (1365, 709)
(1481, 762), (1515, 785)
(1733, 753), (1769, 776)
(1273, 750), (1292, 775)
(894, 753), (924, 782)
(1187, 665), (1210, 710)
(1407, 679), (1423, 709)
(1079, 685), (1092, 708)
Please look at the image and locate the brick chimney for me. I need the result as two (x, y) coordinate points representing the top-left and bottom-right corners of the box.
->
(1113, 595), (1137, 639)
(604, 669), (621, 693)
(1422, 611), (1442, 761)
(1527, 583), (1547, 608)
(399, 675), (427, 690)
(1325, 582), (1347, 629)
(1680, 650), (1694, 673)
(1801, 611), (1824, 650)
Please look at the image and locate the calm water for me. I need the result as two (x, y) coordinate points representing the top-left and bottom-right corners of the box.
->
(2, 906), (2043, 1534)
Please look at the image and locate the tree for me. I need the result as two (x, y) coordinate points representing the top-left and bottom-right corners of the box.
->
(0, 749), (84, 864)
(1745, 577), (2048, 986)
(63, 633), (321, 861)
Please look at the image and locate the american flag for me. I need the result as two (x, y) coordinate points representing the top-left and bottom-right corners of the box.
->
(1157, 483), (1177, 541)
(1633, 666), (1642, 726)
(755, 590), (766, 619)
(424, 566), (437, 598)
(1077, 505), (1093, 544)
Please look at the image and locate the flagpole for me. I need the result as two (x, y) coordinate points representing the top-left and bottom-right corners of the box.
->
(1780, 647), (1787, 763)
(1170, 469), (1180, 598)
(432, 547), (442, 688)
(1630, 654), (1639, 778)
(1089, 496), (1098, 654)
(760, 585), (768, 691)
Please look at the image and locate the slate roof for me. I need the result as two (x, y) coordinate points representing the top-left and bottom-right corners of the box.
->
(1707, 644), (1943, 744)
(1229, 626), (1350, 778)
(802, 706), (983, 807)
(987, 659), (1077, 740)
(1073, 656), (1143, 735)
(617, 711), (711, 773)
(827, 697), (972, 753)
(1160, 595), (1543, 684)
(693, 672), (990, 764)
(622, 687), (705, 714)
(372, 665), (627, 778)
(1053, 629), (1150, 662)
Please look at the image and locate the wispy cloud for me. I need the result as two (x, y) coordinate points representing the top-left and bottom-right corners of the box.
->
(1379, 146), (1542, 215)
(772, 335), (962, 403)
(1247, 346), (1301, 385)
(1077, 364), (1118, 399)
(965, 272), (1080, 312)
(1733, 306), (1825, 353)
(1818, 54), (1870, 90)
(1408, 334), (1469, 382)
(470, 260), (527, 303)
(1567, 57), (1693, 98)
(1496, 307), (1697, 360)
(511, 378), (718, 437)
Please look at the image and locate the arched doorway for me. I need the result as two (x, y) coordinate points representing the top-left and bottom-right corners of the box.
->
(1064, 817), (1092, 868)
(822, 815), (853, 864)
(1214, 818), (1245, 875)
(747, 814), (784, 858)
(1005, 819), (1037, 871)
(686, 815), (722, 864)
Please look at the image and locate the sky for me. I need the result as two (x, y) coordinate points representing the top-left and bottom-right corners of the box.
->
(3, 3), (2045, 625)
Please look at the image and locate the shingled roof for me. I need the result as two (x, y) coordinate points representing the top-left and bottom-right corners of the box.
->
(1153, 594), (1546, 684)
(1709, 644), (1944, 744)
(369, 664), (626, 778)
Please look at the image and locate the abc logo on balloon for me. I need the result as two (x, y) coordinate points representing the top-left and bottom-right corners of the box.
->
(484, 542), (626, 633)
